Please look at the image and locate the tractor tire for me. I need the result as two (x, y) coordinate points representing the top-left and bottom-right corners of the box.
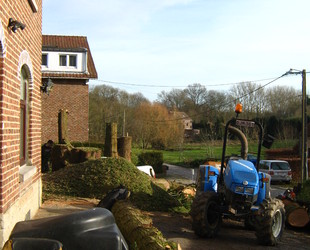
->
(255, 198), (285, 246)
(244, 214), (256, 230)
(190, 191), (222, 238)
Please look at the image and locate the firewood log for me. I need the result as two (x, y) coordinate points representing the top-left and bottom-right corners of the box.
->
(285, 202), (310, 228)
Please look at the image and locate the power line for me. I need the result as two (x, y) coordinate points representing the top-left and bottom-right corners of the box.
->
(91, 75), (293, 89)
(90, 70), (299, 124)
(135, 70), (291, 123)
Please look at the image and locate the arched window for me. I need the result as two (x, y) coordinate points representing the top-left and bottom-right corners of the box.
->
(20, 66), (28, 165)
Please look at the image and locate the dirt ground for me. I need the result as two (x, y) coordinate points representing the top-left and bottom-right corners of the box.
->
(144, 211), (310, 250)
(34, 197), (100, 219)
(35, 198), (310, 250)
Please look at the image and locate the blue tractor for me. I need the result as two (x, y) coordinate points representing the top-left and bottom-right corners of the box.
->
(190, 104), (285, 246)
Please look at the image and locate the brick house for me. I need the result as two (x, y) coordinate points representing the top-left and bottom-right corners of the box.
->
(0, 0), (42, 246)
(41, 35), (97, 143)
(170, 111), (200, 139)
(170, 111), (193, 130)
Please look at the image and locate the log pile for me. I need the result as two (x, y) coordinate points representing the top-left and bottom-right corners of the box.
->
(278, 189), (310, 228)
(282, 199), (310, 228)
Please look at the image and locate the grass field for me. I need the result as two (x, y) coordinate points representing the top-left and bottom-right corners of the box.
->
(133, 139), (298, 167)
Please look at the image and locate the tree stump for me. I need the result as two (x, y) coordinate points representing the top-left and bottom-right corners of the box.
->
(117, 136), (132, 161)
(58, 109), (69, 144)
(104, 123), (118, 157)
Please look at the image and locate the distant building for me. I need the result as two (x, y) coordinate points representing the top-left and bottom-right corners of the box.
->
(173, 111), (193, 130)
(0, 0), (42, 246)
(170, 111), (200, 138)
(41, 35), (98, 143)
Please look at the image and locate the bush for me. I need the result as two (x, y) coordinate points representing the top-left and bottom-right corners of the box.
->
(138, 151), (164, 174)
(71, 142), (104, 154)
(186, 158), (206, 169)
(296, 180), (310, 204)
(131, 152), (139, 166)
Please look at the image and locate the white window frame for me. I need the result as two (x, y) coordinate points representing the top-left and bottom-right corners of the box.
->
(69, 54), (77, 67)
(59, 54), (67, 66)
(59, 54), (77, 68)
(20, 66), (28, 166)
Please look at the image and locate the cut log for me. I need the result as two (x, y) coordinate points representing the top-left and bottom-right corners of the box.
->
(182, 187), (196, 197)
(112, 200), (179, 250)
(285, 203), (310, 228)
(282, 199), (294, 207)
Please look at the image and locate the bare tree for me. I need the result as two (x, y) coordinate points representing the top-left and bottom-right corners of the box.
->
(229, 82), (266, 119)
(157, 89), (187, 110)
(89, 84), (148, 142)
(184, 83), (208, 107)
(265, 86), (300, 118)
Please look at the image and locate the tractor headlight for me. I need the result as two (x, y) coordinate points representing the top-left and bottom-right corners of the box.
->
(235, 186), (244, 193)
(245, 187), (254, 194)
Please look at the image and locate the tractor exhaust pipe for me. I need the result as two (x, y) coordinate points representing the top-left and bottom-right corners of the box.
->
(228, 125), (248, 160)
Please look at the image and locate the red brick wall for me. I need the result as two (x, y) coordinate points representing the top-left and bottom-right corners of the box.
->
(41, 79), (89, 143)
(0, 1), (42, 213)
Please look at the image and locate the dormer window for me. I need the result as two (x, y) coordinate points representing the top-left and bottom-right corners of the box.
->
(42, 54), (48, 66)
(41, 48), (85, 73)
(59, 54), (77, 67)
(69, 55), (77, 67)
(59, 55), (67, 66)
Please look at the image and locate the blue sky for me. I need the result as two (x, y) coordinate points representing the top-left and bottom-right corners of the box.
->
(43, 0), (310, 101)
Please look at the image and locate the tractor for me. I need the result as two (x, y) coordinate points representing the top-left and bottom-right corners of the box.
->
(190, 104), (285, 246)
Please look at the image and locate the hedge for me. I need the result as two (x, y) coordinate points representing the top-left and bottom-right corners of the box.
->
(138, 151), (164, 174)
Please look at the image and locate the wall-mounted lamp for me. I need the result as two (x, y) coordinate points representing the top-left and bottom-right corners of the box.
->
(41, 78), (53, 95)
(8, 18), (26, 33)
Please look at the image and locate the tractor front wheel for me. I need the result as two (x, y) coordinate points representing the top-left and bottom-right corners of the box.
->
(255, 198), (285, 246)
(190, 191), (222, 238)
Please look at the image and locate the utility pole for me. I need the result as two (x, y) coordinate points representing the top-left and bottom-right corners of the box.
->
(123, 109), (126, 137)
(301, 69), (308, 181)
(288, 69), (308, 183)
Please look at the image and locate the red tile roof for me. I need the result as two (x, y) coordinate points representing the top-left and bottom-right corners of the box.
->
(42, 35), (98, 79)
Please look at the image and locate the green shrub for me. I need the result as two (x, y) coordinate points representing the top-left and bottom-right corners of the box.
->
(138, 151), (164, 174)
(71, 142), (104, 154)
(131, 152), (139, 166)
(296, 180), (310, 203)
(186, 158), (206, 169)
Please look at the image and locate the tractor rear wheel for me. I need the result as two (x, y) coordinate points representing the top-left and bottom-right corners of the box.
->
(190, 191), (222, 238)
(255, 198), (285, 246)
(244, 214), (256, 230)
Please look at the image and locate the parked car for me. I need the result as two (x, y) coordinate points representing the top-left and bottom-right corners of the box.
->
(136, 165), (156, 178)
(259, 160), (292, 183)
